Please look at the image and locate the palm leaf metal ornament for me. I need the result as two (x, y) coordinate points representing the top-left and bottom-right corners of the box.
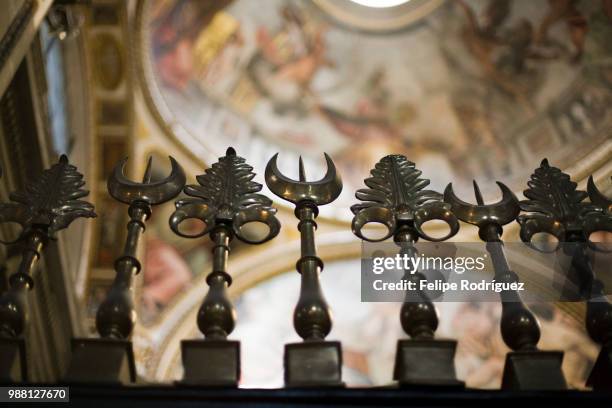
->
(518, 159), (610, 246)
(0, 155), (96, 243)
(169, 147), (280, 386)
(0, 155), (95, 341)
(170, 147), (279, 243)
(351, 154), (458, 242)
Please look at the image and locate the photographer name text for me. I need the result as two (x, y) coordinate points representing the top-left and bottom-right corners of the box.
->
(372, 279), (525, 293)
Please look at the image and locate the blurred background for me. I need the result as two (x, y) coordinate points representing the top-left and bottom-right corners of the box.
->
(0, 0), (610, 387)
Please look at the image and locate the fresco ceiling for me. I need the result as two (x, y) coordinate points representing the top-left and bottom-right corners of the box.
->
(138, 0), (612, 220)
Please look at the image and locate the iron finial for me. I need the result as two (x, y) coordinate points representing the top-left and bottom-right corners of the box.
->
(443, 181), (519, 237)
(0, 155), (96, 243)
(0, 156), (95, 340)
(352, 154), (458, 242)
(108, 156), (185, 205)
(265, 153), (342, 206)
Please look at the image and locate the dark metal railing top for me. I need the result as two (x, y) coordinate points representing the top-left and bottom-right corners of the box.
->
(0, 150), (610, 392)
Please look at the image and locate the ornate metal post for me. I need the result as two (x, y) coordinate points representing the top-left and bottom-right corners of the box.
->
(0, 155), (96, 382)
(351, 154), (461, 387)
(265, 153), (343, 387)
(66, 156), (185, 384)
(517, 160), (612, 390)
(585, 175), (612, 390)
(170, 147), (280, 386)
(445, 181), (567, 389)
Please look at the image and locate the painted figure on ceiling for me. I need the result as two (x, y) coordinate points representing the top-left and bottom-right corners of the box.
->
(248, 5), (332, 115)
(151, 0), (232, 91)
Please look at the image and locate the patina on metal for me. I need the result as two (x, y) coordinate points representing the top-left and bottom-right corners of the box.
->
(265, 153), (343, 388)
(445, 181), (566, 390)
(517, 159), (612, 391)
(0, 155), (95, 382)
(66, 156), (185, 385)
(170, 147), (280, 386)
(352, 154), (461, 387)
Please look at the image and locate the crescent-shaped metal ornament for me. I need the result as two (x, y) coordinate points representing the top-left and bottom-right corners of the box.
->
(265, 153), (342, 206)
(444, 181), (520, 229)
(108, 156), (186, 205)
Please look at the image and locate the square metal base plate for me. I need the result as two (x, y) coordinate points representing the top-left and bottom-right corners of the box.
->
(393, 339), (463, 387)
(180, 339), (240, 387)
(502, 350), (566, 390)
(284, 340), (343, 388)
(65, 338), (136, 384)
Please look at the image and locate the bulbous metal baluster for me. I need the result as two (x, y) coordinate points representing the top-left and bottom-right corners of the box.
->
(445, 179), (567, 389)
(445, 182), (542, 352)
(96, 202), (150, 339)
(482, 227), (541, 352)
(489, 251), (541, 352)
(170, 147), (280, 386)
(197, 226), (236, 340)
(65, 156), (184, 384)
(394, 226), (438, 340)
(0, 232), (42, 338)
(0, 155), (95, 382)
(265, 153), (343, 387)
(351, 154), (461, 387)
(516, 160), (612, 390)
(97, 157), (185, 340)
(483, 228), (540, 352)
(294, 204), (332, 341)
